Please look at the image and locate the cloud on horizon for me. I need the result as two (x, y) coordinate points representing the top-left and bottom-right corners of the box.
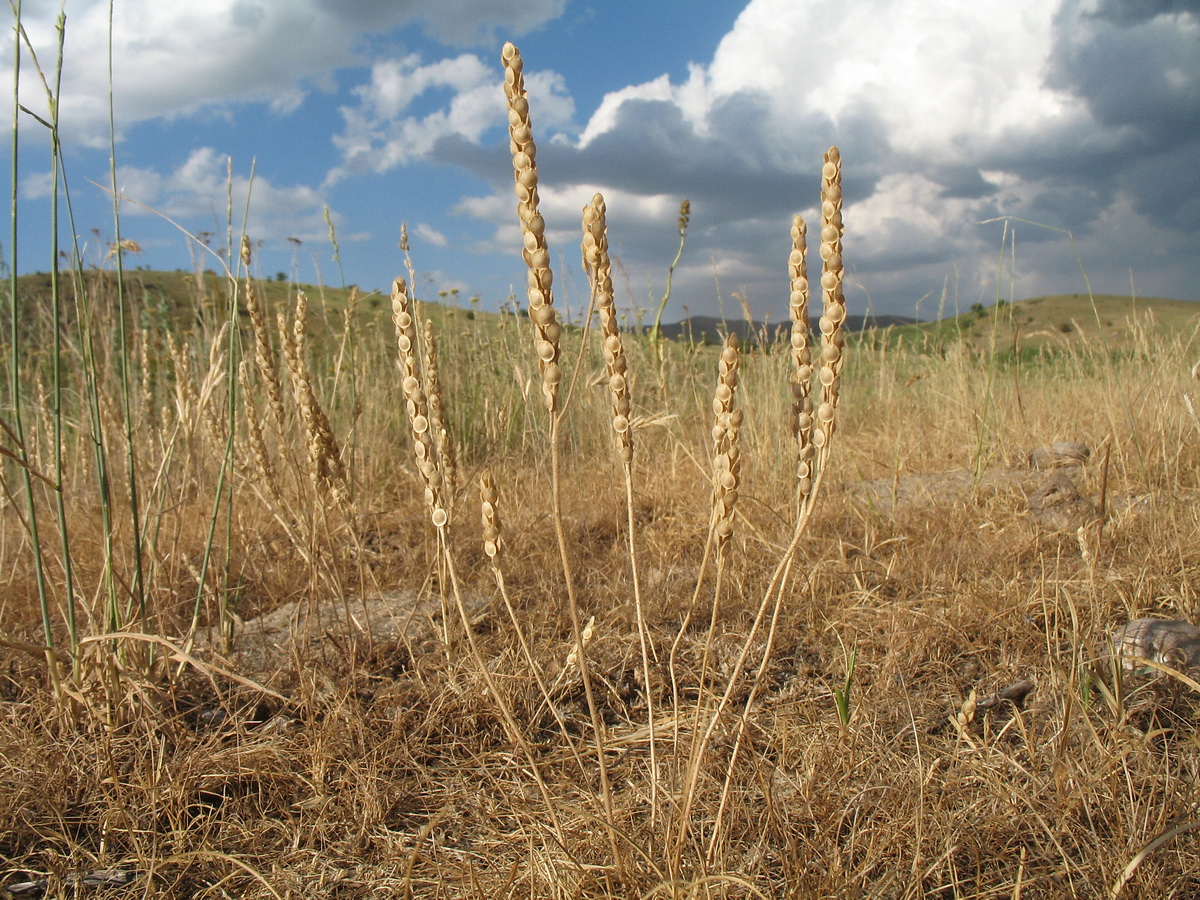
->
(5, 0), (1198, 316)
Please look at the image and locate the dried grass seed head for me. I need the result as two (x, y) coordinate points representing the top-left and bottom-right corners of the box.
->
(582, 193), (633, 463)
(391, 276), (446, 525)
(712, 333), (742, 544)
(503, 42), (561, 412)
(480, 470), (502, 559)
(816, 146), (846, 450)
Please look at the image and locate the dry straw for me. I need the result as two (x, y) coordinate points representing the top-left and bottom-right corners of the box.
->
(503, 40), (620, 873)
(238, 360), (280, 503)
(279, 292), (347, 504)
(241, 247), (287, 437)
(582, 191), (661, 821)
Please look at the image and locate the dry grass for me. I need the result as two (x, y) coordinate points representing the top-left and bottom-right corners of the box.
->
(4, 41), (1200, 900)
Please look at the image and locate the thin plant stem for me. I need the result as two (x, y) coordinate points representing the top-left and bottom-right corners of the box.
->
(8, 0), (55, 687)
(107, 0), (146, 628)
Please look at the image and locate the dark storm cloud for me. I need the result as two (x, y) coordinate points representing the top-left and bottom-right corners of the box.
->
(312, 0), (566, 45)
(1049, 2), (1200, 139)
(1090, 0), (1197, 26)
(356, 0), (1200, 313)
(1043, 1), (1200, 231)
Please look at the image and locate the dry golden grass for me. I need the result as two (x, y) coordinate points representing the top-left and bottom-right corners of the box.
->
(4, 42), (1200, 900)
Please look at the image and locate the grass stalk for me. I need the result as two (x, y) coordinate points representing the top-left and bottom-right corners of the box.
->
(583, 192), (659, 822)
(503, 41), (621, 876)
(7, 0), (56, 689)
(106, 0), (146, 629)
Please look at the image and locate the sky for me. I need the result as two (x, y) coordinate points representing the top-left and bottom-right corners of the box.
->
(4, 0), (1199, 322)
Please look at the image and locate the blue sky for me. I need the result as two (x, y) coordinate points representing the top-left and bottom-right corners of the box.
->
(6, 0), (1199, 321)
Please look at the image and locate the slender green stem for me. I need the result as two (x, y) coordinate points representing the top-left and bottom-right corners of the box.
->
(8, 0), (53, 663)
(48, 12), (76, 657)
(107, 0), (146, 625)
(650, 200), (690, 343)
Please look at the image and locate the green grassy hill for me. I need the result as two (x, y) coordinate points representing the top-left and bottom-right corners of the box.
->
(875, 293), (1200, 352)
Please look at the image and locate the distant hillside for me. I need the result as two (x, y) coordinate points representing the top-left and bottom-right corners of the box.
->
(11, 272), (1197, 354)
(650, 313), (917, 345)
(883, 293), (1200, 350)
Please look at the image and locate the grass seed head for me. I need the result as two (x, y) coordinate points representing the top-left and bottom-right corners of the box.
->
(423, 318), (457, 508)
(711, 333), (743, 546)
(816, 146), (846, 450)
(391, 276), (446, 526)
(503, 42), (561, 413)
(480, 470), (502, 560)
(583, 193), (633, 464)
(788, 214), (817, 497)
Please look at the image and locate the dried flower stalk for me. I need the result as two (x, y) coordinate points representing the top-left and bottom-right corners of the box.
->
(238, 360), (280, 502)
(480, 470), (502, 560)
(788, 215), (816, 501)
(711, 334), (743, 547)
(815, 146), (846, 451)
(391, 277), (446, 528)
(582, 193), (633, 464)
(280, 293), (347, 504)
(502, 41), (562, 413)
(423, 318), (457, 508)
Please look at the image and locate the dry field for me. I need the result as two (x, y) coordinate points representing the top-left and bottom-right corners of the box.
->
(4, 41), (1200, 900)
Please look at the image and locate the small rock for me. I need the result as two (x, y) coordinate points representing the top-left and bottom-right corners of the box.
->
(1026, 472), (1099, 531)
(1103, 618), (1200, 681)
(1029, 441), (1090, 469)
